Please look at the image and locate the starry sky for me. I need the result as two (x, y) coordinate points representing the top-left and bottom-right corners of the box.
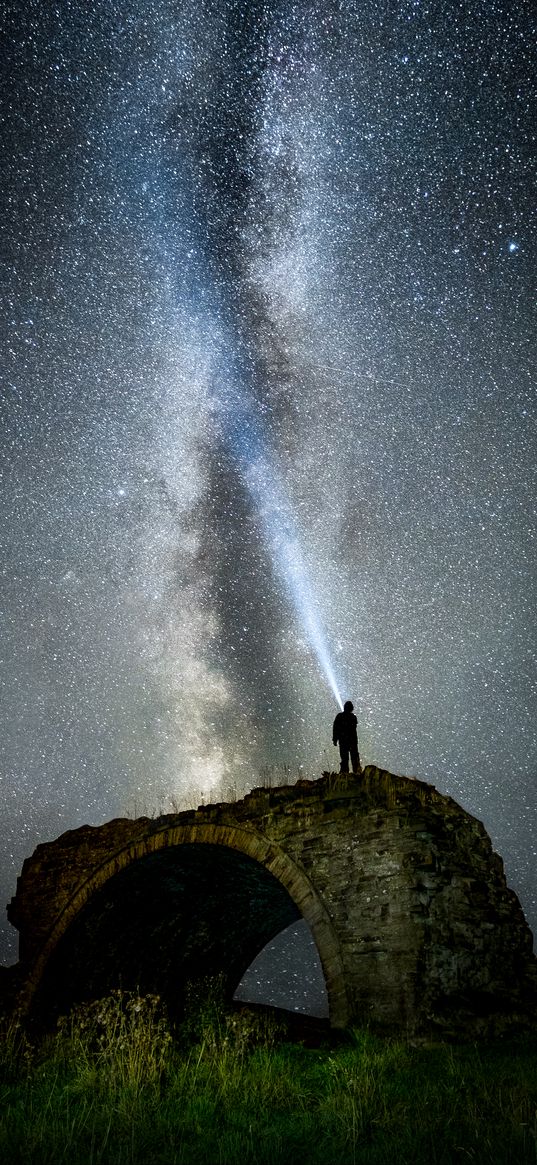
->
(1, 0), (536, 992)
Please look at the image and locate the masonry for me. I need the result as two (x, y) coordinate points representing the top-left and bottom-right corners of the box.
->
(6, 768), (537, 1035)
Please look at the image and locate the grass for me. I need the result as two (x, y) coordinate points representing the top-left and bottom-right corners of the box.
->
(1, 989), (536, 1164)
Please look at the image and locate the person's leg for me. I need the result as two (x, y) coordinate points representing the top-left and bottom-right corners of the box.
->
(339, 743), (349, 773)
(350, 744), (361, 774)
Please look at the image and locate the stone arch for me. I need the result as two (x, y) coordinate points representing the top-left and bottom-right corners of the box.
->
(21, 822), (349, 1027)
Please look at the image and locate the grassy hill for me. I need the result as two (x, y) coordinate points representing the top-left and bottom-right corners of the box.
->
(1, 989), (536, 1164)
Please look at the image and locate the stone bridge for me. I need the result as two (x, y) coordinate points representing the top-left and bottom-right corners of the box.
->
(6, 768), (537, 1035)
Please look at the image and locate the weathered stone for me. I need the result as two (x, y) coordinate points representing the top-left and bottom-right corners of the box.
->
(4, 767), (537, 1036)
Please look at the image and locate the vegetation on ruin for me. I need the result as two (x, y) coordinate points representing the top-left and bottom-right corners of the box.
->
(1, 986), (536, 1164)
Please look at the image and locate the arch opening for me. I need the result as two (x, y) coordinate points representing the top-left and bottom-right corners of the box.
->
(235, 919), (329, 1018)
(32, 843), (329, 1024)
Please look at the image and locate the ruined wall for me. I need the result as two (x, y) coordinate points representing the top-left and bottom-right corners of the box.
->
(6, 768), (537, 1035)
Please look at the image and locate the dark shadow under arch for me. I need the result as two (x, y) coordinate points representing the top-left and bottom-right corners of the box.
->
(28, 825), (348, 1026)
(34, 844), (304, 1022)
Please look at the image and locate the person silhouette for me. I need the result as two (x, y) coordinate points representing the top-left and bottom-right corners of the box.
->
(332, 701), (361, 774)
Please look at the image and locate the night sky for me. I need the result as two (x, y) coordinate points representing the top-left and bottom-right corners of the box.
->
(1, 0), (536, 1002)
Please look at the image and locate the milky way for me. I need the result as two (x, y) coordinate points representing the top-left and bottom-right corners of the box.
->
(1, 0), (536, 992)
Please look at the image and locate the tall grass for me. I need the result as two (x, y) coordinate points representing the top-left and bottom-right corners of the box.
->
(1, 990), (536, 1164)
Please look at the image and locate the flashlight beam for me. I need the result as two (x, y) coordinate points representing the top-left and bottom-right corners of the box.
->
(217, 359), (344, 709)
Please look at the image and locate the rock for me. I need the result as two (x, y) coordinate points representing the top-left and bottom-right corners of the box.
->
(6, 767), (537, 1036)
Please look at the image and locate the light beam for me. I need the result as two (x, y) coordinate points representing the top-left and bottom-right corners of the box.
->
(217, 351), (344, 710)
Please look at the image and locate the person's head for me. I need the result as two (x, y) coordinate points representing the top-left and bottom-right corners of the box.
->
(343, 700), (354, 712)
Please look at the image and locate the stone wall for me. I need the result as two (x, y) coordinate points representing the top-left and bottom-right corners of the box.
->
(6, 767), (537, 1035)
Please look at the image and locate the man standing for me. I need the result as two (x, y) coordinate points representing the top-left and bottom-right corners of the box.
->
(332, 701), (361, 774)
